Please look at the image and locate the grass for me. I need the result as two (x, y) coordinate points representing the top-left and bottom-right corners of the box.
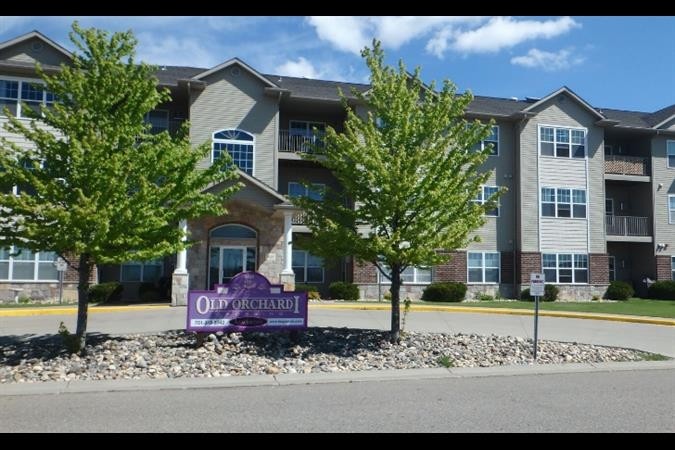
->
(437, 355), (454, 367)
(639, 352), (671, 361)
(456, 299), (675, 319)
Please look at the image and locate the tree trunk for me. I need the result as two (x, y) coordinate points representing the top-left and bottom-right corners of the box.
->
(389, 263), (401, 344)
(75, 253), (92, 355)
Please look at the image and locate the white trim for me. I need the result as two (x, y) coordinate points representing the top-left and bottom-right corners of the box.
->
(654, 114), (675, 130)
(473, 185), (500, 217)
(541, 252), (589, 284)
(540, 186), (587, 219)
(0, 76), (54, 119)
(0, 31), (73, 60)
(207, 245), (257, 288)
(538, 123), (588, 159)
(377, 265), (432, 284)
(291, 249), (325, 284)
(522, 87), (605, 120)
(192, 58), (277, 87)
(667, 140), (675, 169)
(0, 246), (58, 282)
(211, 129), (255, 177)
(671, 256), (675, 281)
(668, 194), (675, 224)
(466, 251), (501, 284)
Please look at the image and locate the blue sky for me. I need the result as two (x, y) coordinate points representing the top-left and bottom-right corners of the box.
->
(1, 16), (673, 112)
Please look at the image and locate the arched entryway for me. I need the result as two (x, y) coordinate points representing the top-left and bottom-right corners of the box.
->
(208, 224), (257, 289)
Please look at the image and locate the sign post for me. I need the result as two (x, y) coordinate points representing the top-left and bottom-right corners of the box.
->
(54, 257), (68, 305)
(530, 272), (545, 362)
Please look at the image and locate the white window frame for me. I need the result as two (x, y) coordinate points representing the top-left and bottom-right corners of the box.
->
(671, 256), (675, 281)
(473, 185), (500, 217)
(288, 182), (325, 201)
(292, 250), (324, 284)
(120, 259), (163, 283)
(0, 246), (58, 282)
(467, 251), (500, 284)
(0, 75), (55, 119)
(609, 255), (616, 282)
(377, 265), (432, 284)
(669, 194), (675, 224)
(211, 129), (255, 176)
(538, 124), (587, 159)
(667, 140), (675, 169)
(542, 253), (589, 284)
(541, 186), (587, 219)
(471, 125), (499, 156)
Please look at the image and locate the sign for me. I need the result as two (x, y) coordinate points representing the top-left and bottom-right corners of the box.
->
(530, 273), (545, 297)
(187, 272), (308, 333)
(54, 257), (68, 272)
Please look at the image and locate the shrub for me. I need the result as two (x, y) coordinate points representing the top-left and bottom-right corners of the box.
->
(421, 282), (466, 302)
(521, 285), (558, 302)
(328, 282), (359, 301)
(383, 290), (392, 301)
(294, 283), (321, 300)
(648, 281), (675, 300)
(605, 281), (634, 301)
(88, 282), (123, 304)
(138, 282), (161, 302)
(476, 293), (494, 301)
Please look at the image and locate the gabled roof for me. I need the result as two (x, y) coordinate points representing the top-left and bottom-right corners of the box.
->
(466, 95), (530, 117)
(647, 104), (675, 128)
(154, 65), (205, 86)
(192, 57), (277, 87)
(521, 86), (605, 120)
(262, 74), (370, 101)
(0, 30), (72, 60)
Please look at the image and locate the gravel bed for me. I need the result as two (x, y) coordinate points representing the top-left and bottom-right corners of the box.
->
(0, 327), (659, 383)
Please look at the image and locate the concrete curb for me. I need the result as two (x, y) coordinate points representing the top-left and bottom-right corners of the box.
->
(1, 359), (673, 397)
(1, 302), (673, 327)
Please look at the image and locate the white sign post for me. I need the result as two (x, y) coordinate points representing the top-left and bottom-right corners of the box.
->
(54, 257), (68, 305)
(530, 273), (545, 362)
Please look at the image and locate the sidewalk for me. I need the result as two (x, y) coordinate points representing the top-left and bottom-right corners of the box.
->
(2, 359), (674, 397)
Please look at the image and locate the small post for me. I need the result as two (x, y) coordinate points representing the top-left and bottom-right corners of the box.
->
(533, 294), (539, 361)
(54, 257), (68, 305)
(529, 272), (545, 363)
(58, 270), (64, 305)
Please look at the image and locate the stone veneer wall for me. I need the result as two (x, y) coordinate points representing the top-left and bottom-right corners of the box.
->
(186, 200), (285, 290)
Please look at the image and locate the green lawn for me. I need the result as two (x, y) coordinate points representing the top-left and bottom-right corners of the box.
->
(428, 299), (675, 319)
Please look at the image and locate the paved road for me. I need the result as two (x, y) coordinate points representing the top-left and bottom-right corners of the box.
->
(2, 306), (674, 356)
(1, 368), (673, 432)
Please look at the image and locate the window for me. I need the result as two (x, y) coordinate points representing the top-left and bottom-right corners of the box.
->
(605, 198), (614, 216)
(289, 120), (325, 152)
(672, 256), (675, 281)
(542, 253), (588, 284)
(539, 126), (586, 158)
(288, 182), (325, 201)
(121, 259), (163, 282)
(378, 264), (431, 284)
(541, 187), (586, 218)
(467, 252), (500, 284)
(212, 129), (254, 175)
(145, 110), (169, 134)
(669, 195), (675, 224)
(609, 256), (616, 282)
(471, 125), (499, 156)
(0, 246), (57, 281)
(292, 250), (324, 283)
(0, 78), (55, 118)
(473, 185), (500, 217)
(668, 141), (675, 168)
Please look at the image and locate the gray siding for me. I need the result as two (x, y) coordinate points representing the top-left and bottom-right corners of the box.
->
(0, 37), (69, 66)
(519, 95), (605, 253)
(190, 65), (278, 188)
(540, 218), (587, 252)
(466, 120), (516, 252)
(652, 136), (675, 257)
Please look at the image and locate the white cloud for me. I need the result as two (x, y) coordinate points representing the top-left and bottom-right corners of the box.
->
(0, 17), (35, 35)
(306, 16), (485, 55)
(135, 33), (216, 68)
(511, 48), (585, 71)
(275, 57), (321, 78)
(451, 16), (580, 54)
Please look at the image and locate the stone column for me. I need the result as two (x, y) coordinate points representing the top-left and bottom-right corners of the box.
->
(171, 219), (189, 306)
(280, 210), (295, 291)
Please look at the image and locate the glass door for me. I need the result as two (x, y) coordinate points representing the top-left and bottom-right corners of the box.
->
(208, 246), (247, 289)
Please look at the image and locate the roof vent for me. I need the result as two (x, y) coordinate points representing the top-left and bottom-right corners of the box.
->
(31, 41), (43, 53)
(510, 96), (518, 101)
(231, 66), (241, 77)
(160, 66), (167, 71)
(524, 96), (541, 103)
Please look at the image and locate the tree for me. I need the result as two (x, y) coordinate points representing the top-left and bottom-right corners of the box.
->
(0, 22), (240, 353)
(292, 41), (503, 343)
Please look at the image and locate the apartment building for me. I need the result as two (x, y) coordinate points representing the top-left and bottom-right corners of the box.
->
(1, 31), (673, 303)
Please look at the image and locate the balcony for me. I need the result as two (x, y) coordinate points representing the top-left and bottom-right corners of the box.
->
(604, 155), (650, 181)
(278, 130), (326, 155)
(605, 215), (652, 242)
(292, 210), (307, 225)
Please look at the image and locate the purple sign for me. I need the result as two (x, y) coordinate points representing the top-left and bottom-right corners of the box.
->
(187, 272), (308, 333)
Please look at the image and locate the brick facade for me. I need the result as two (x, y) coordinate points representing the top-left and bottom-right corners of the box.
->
(434, 251), (466, 282)
(655, 255), (672, 281)
(353, 259), (377, 283)
(516, 252), (541, 284)
(589, 253), (610, 285)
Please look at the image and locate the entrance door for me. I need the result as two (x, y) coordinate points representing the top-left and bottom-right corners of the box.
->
(209, 246), (248, 289)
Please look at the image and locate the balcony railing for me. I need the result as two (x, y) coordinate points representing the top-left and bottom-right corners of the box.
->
(605, 215), (650, 237)
(292, 210), (307, 225)
(605, 155), (649, 176)
(279, 130), (326, 154)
